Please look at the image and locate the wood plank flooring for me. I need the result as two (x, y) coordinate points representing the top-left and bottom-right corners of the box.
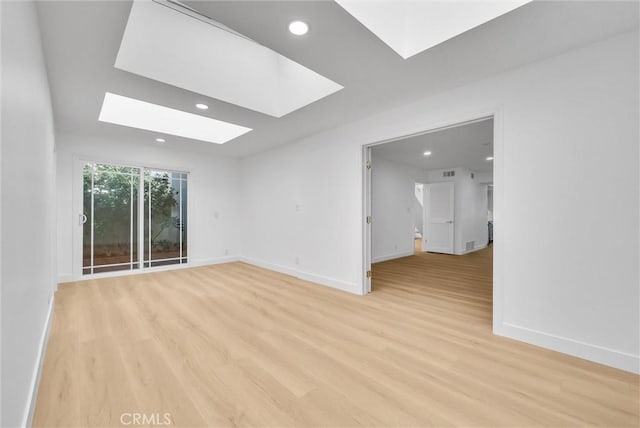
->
(33, 247), (639, 427)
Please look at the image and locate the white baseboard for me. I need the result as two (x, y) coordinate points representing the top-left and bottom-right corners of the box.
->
(239, 256), (362, 295)
(372, 250), (415, 263)
(498, 322), (639, 374)
(23, 296), (55, 428)
(190, 256), (240, 267)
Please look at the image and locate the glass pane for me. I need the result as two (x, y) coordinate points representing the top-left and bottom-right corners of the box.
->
(82, 164), (93, 271)
(91, 165), (138, 271)
(132, 170), (139, 268)
(181, 178), (187, 259)
(145, 170), (181, 264)
(93, 264), (133, 274)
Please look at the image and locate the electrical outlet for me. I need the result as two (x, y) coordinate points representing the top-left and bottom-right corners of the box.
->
(213, 211), (219, 219)
(295, 256), (300, 265)
(225, 249), (229, 256)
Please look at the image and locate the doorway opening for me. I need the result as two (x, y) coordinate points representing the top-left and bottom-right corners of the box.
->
(363, 114), (497, 327)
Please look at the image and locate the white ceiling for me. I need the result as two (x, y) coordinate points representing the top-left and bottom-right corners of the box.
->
(335, 0), (532, 59)
(36, 1), (639, 158)
(372, 118), (494, 173)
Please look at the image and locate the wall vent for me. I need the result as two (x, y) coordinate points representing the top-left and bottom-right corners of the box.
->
(443, 170), (455, 177)
(465, 241), (475, 251)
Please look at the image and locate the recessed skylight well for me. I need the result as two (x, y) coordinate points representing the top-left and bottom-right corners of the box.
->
(98, 92), (252, 144)
(115, 1), (342, 117)
(335, 0), (532, 59)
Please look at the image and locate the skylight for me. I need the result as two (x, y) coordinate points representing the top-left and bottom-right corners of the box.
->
(115, 0), (343, 118)
(98, 93), (252, 144)
(335, 0), (532, 59)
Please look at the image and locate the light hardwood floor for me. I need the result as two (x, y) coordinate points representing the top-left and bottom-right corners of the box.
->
(34, 247), (639, 427)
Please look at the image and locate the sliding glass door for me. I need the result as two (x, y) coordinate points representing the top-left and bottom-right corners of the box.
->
(82, 162), (187, 275)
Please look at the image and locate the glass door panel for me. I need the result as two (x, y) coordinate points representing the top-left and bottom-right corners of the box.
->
(144, 170), (188, 268)
(83, 163), (140, 274)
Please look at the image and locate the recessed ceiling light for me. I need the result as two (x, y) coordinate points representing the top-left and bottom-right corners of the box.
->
(99, 92), (252, 144)
(155, 138), (165, 143)
(486, 156), (494, 161)
(195, 103), (208, 110)
(423, 151), (432, 156)
(289, 21), (309, 36)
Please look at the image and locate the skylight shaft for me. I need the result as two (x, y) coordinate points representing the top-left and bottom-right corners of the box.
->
(98, 92), (252, 144)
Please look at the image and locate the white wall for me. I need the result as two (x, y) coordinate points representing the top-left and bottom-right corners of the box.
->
(370, 156), (425, 262)
(1, 2), (57, 426)
(56, 134), (242, 282)
(239, 30), (639, 373)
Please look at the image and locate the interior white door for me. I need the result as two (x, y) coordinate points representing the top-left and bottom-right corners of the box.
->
(424, 182), (455, 254)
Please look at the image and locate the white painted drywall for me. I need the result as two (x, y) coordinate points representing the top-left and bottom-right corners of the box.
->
(56, 134), (242, 282)
(370, 156), (426, 262)
(239, 30), (639, 372)
(1, 2), (57, 426)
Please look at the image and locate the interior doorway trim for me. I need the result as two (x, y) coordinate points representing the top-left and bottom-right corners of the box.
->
(361, 108), (503, 334)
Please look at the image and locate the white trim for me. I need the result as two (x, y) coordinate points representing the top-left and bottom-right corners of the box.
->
(240, 256), (362, 295)
(23, 297), (55, 428)
(189, 256), (240, 267)
(499, 322), (640, 374)
(491, 106), (504, 334)
(372, 250), (415, 264)
(362, 146), (372, 294)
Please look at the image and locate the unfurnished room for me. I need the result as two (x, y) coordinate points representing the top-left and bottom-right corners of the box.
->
(1, 1), (639, 427)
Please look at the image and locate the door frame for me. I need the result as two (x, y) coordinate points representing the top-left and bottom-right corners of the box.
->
(361, 108), (503, 332)
(71, 155), (192, 280)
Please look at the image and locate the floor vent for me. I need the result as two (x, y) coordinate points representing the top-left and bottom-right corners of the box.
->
(465, 241), (475, 251)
